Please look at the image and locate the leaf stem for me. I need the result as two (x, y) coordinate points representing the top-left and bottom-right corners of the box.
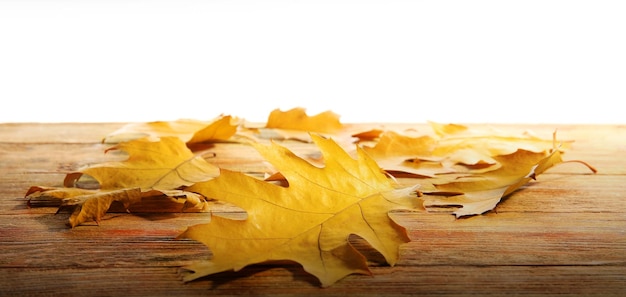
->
(561, 160), (598, 174)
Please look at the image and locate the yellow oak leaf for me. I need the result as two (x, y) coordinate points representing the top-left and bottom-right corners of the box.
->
(177, 134), (420, 287)
(429, 121), (570, 162)
(361, 131), (443, 177)
(249, 107), (343, 142)
(65, 137), (219, 190)
(266, 107), (342, 133)
(102, 115), (239, 144)
(28, 137), (219, 227)
(26, 186), (142, 227)
(361, 125), (565, 178)
(422, 148), (563, 218)
(26, 186), (211, 227)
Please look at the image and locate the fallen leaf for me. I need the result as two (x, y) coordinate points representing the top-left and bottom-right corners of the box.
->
(361, 131), (442, 177)
(361, 124), (565, 177)
(429, 121), (569, 163)
(351, 128), (383, 143)
(266, 107), (342, 133)
(422, 148), (562, 218)
(249, 107), (343, 142)
(102, 115), (239, 144)
(27, 186), (213, 227)
(65, 137), (219, 190)
(26, 186), (142, 227)
(27, 137), (220, 227)
(177, 134), (420, 287)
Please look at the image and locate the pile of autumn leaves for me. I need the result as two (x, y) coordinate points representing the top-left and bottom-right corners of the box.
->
(25, 107), (594, 287)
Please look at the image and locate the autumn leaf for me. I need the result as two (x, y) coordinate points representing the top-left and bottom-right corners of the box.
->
(351, 128), (383, 142)
(246, 107), (344, 142)
(266, 107), (342, 133)
(361, 131), (444, 177)
(102, 115), (239, 144)
(27, 137), (220, 227)
(27, 186), (211, 227)
(361, 124), (564, 178)
(26, 186), (142, 227)
(177, 134), (420, 287)
(65, 137), (219, 190)
(422, 147), (563, 218)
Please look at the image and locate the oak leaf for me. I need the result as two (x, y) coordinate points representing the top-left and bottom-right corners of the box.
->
(361, 124), (563, 178)
(26, 186), (142, 227)
(102, 115), (239, 144)
(361, 131), (445, 178)
(26, 186), (210, 227)
(422, 148), (563, 217)
(266, 107), (342, 133)
(27, 137), (219, 227)
(65, 137), (219, 190)
(249, 107), (344, 142)
(177, 134), (420, 287)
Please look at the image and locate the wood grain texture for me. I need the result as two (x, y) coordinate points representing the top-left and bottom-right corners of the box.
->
(1, 123), (625, 296)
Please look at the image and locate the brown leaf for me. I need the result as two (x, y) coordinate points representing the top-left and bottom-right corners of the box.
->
(28, 137), (219, 227)
(26, 187), (142, 227)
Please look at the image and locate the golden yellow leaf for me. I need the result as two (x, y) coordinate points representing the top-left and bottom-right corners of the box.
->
(247, 107), (344, 142)
(177, 134), (420, 287)
(422, 148), (563, 217)
(266, 107), (342, 133)
(27, 137), (219, 227)
(65, 137), (219, 190)
(361, 131), (453, 177)
(429, 121), (570, 161)
(361, 124), (566, 177)
(102, 115), (238, 144)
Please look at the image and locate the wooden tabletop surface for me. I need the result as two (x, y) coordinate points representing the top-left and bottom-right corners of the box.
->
(1, 122), (625, 296)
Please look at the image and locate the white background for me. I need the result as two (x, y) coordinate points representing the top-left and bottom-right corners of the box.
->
(1, 0), (624, 124)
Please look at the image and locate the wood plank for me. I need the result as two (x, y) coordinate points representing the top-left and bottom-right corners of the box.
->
(2, 212), (623, 268)
(1, 266), (624, 296)
(1, 122), (625, 296)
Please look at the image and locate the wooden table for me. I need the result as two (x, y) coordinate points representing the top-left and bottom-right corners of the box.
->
(1, 123), (625, 296)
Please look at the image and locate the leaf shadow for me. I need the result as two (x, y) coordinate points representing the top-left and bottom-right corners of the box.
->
(349, 234), (388, 266)
(189, 261), (321, 289)
(185, 236), (389, 290)
(30, 210), (126, 231)
(132, 212), (180, 221)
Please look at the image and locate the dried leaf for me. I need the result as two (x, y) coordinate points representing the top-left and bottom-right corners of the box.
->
(361, 124), (564, 177)
(28, 137), (219, 227)
(65, 137), (219, 190)
(266, 107), (342, 133)
(351, 128), (383, 143)
(26, 186), (142, 227)
(65, 188), (143, 227)
(361, 131), (443, 177)
(102, 115), (238, 144)
(422, 148), (563, 217)
(177, 134), (420, 287)
(249, 107), (343, 142)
